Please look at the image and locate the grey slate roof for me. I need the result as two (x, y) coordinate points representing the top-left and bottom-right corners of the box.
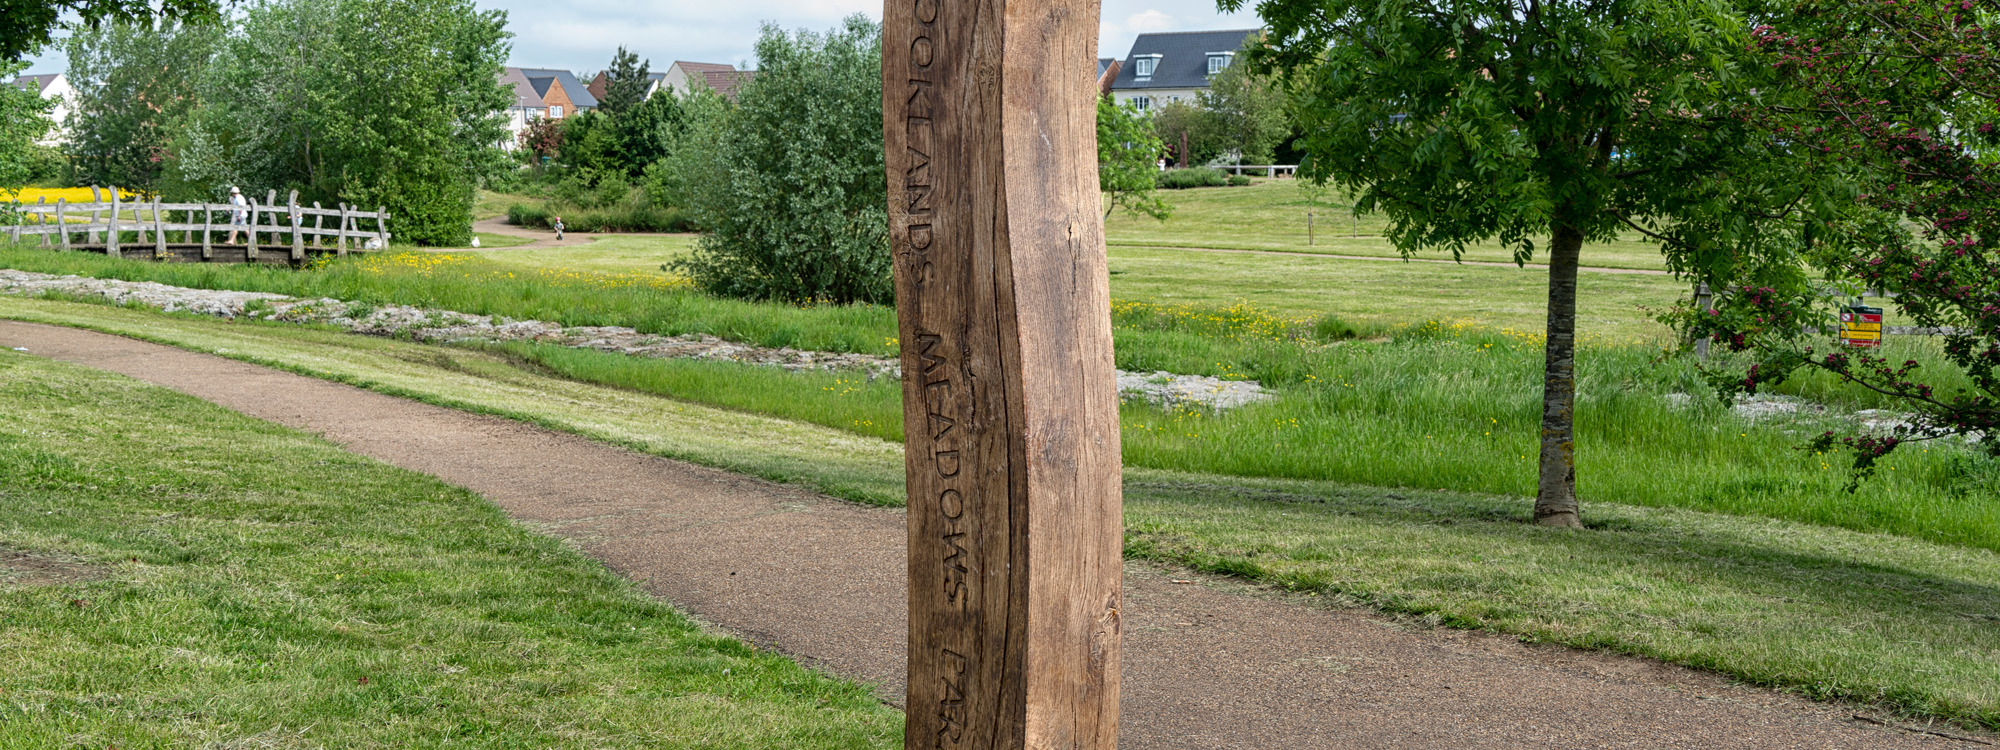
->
(514, 67), (599, 109)
(499, 68), (543, 108)
(1098, 58), (1115, 77)
(1110, 29), (1258, 91)
(12, 73), (60, 93)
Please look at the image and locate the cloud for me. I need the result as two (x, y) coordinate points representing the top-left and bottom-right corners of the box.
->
(1124, 9), (1178, 32)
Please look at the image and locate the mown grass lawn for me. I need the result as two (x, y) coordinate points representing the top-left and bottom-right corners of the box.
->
(1104, 179), (1677, 270)
(0, 349), (901, 748)
(6, 297), (1998, 732)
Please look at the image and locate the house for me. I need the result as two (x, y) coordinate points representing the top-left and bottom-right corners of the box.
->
(497, 67), (599, 150)
(582, 61), (759, 104)
(1108, 29), (1258, 112)
(11, 72), (74, 146)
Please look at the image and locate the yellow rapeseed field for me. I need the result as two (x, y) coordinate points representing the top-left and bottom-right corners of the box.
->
(3, 187), (139, 204)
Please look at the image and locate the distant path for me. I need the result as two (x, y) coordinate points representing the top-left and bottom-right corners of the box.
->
(453, 216), (697, 252)
(1112, 243), (1676, 276)
(0, 319), (1979, 750)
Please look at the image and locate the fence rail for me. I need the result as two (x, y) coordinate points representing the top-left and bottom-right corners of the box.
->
(1217, 164), (1299, 177)
(5, 187), (391, 262)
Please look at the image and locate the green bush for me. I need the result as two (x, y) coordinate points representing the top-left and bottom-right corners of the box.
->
(1226, 174), (1253, 186)
(665, 17), (892, 305)
(506, 203), (550, 227)
(1157, 167), (1228, 189)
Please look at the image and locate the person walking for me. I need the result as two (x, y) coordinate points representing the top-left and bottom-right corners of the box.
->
(551, 215), (565, 242)
(224, 186), (249, 244)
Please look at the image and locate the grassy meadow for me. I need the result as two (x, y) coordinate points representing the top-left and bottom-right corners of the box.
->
(5, 297), (1999, 730)
(0, 347), (901, 747)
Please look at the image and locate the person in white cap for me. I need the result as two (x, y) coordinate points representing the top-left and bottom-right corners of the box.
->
(225, 186), (249, 245)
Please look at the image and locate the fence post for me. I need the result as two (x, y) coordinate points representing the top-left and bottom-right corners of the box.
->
(56, 199), (70, 251)
(106, 192), (119, 258)
(202, 206), (212, 260)
(1694, 283), (1716, 362)
(289, 190), (303, 261)
(153, 197), (167, 259)
(336, 204), (349, 255)
(376, 206), (388, 248)
(35, 197), (48, 247)
(88, 187), (103, 244)
(311, 201), (324, 249)
(1307, 210), (1314, 246)
(246, 199), (258, 261)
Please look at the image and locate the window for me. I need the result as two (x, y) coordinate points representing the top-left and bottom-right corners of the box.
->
(1130, 95), (1151, 111)
(1133, 57), (1157, 78)
(1207, 53), (1233, 75)
(550, 105), (564, 118)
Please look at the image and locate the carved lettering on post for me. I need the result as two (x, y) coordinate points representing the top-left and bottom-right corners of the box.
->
(885, 0), (1122, 747)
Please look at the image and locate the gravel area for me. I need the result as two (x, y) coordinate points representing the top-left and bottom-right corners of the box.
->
(0, 269), (1274, 411)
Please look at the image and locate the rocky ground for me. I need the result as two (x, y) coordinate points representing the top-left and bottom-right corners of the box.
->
(0, 269), (1275, 411)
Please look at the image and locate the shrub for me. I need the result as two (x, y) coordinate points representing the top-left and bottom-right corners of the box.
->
(1157, 167), (1228, 189)
(667, 17), (891, 305)
(1226, 174), (1253, 186)
(506, 203), (550, 227)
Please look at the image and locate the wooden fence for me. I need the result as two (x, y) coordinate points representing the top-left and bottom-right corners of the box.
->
(4, 187), (391, 263)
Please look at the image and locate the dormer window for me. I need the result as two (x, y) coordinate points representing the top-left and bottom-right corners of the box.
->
(1133, 55), (1159, 78)
(1207, 52), (1234, 75)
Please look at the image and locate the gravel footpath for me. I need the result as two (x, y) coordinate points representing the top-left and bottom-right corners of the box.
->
(0, 269), (1273, 411)
(2, 319), (1982, 750)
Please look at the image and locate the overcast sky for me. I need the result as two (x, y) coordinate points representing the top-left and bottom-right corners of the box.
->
(21, 0), (1259, 76)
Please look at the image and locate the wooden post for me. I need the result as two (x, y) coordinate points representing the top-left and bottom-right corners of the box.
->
(247, 199), (259, 262)
(1307, 210), (1314, 246)
(55, 199), (69, 251)
(202, 206), (213, 260)
(88, 187), (103, 244)
(152, 197), (167, 259)
(337, 203), (349, 255)
(106, 192), (120, 258)
(376, 206), (388, 248)
(35, 197), (48, 247)
(312, 201), (325, 249)
(289, 190), (303, 260)
(884, 0), (1123, 746)
(1695, 283), (1716, 362)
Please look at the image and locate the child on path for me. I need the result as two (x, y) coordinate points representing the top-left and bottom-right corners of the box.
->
(224, 186), (248, 244)
(552, 216), (565, 241)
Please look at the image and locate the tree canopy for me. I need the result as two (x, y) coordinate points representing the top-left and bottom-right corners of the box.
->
(1237, 0), (1824, 525)
(0, 60), (54, 191)
(0, 0), (222, 63)
(669, 16), (891, 305)
(1684, 0), (2000, 477)
(600, 46), (651, 115)
(1099, 96), (1170, 220)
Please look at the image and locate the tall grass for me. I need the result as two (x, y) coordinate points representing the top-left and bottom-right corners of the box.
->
(5, 245), (1994, 553)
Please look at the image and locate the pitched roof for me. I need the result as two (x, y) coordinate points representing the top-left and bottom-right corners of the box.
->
(499, 68), (544, 108)
(12, 73), (61, 94)
(699, 69), (757, 99)
(1098, 58), (1115, 77)
(1110, 29), (1259, 91)
(514, 67), (599, 109)
(672, 61), (736, 76)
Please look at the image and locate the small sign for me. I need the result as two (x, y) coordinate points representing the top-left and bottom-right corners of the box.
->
(1840, 305), (1883, 348)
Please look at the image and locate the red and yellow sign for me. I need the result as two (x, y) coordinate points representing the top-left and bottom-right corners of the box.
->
(1840, 305), (1883, 348)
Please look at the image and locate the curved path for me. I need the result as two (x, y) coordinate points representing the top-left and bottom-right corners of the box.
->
(0, 319), (1982, 749)
(460, 216), (696, 252)
(1111, 243), (1675, 276)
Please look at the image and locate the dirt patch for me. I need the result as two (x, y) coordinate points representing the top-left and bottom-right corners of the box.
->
(0, 548), (106, 588)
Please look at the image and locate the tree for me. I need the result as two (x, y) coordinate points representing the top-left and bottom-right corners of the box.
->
(64, 18), (222, 193)
(1098, 96), (1170, 220)
(1194, 39), (1290, 166)
(670, 16), (890, 305)
(0, 0), (221, 64)
(1681, 0), (2000, 478)
(170, 0), (510, 244)
(600, 46), (651, 115)
(518, 115), (563, 166)
(1238, 0), (1821, 526)
(0, 60), (54, 193)
(1152, 100), (1217, 166)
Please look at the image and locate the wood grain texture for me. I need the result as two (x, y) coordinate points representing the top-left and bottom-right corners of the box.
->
(884, 0), (1120, 747)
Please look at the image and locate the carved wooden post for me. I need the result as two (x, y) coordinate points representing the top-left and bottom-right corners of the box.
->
(311, 201), (325, 249)
(376, 206), (389, 248)
(337, 203), (350, 256)
(152, 197), (167, 259)
(202, 206), (213, 260)
(884, 0), (1123, 747)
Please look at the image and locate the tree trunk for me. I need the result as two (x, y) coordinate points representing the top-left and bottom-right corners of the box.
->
(1536, 222), (1585, 528)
